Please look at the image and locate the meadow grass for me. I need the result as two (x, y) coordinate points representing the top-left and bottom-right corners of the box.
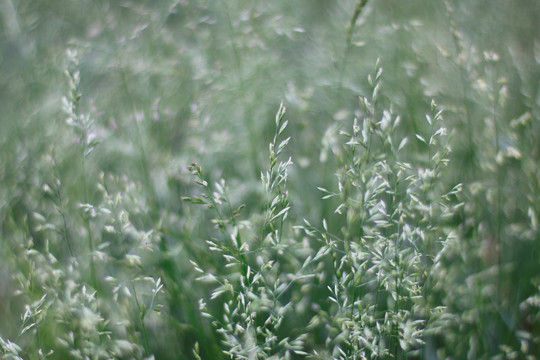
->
(1, 1), (539, 359)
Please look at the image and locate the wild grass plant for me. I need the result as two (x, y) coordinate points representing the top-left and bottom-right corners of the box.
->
(185, 103), (314, 359)
(1, 0), (539, 359)
(298, 62), (462, 359)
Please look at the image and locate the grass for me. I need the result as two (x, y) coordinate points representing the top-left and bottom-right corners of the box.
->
(1, 0), (539, 359)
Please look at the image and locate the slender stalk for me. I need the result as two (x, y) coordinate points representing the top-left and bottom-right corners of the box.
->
(219, 0), (260, 177)
(490, 61), (503, 303)
(81, 155), (97, 291)
(51, 158), (74, 257)
(119, 68), (154, 205)
(338, 0), (369, 106)
(442, 0), (475, 178)
(132, 282), (150, 355)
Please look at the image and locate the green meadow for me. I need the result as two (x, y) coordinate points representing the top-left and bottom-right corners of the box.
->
(1, 1), (539, 359)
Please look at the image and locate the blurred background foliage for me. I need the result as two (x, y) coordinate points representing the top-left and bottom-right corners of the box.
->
(1, 0), (539, 358)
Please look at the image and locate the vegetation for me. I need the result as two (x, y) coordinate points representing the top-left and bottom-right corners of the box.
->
(1, 0), (539, 359)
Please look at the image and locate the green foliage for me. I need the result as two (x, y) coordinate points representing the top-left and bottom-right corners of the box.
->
(1, 0), (539, 359)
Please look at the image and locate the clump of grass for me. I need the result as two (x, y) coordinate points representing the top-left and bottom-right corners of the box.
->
(300, 61), (462, 359)
(185, 103), (314, 359)
(0, 50), (165, 360)
(184, 62), (465, 359)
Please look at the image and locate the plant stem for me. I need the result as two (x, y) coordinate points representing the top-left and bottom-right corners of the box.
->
(119, 68), (155, 205)
(132, 282), (151, 355)
(220, 0), (260, 177)
(81, 155), (97, 291)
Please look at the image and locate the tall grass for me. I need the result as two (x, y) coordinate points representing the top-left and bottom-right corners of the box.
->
(1, 0), (539, 359)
